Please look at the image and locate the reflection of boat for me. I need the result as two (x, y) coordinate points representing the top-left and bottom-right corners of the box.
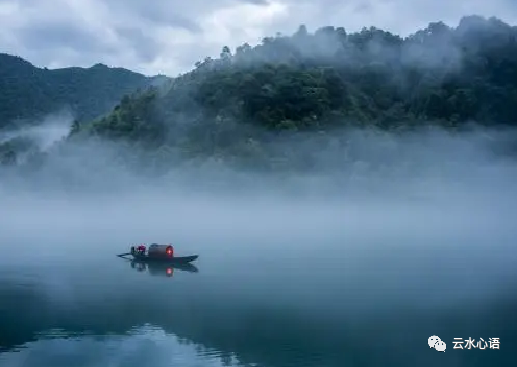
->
(130, 260), (198, 277)
(117, 244), (198, 264)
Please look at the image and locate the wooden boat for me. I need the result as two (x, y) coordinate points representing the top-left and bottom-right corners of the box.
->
(117, 244), (198, 264)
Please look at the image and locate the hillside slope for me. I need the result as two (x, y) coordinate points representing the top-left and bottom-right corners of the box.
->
(0, 53), (167, 128)
(72, 15), (517, 167)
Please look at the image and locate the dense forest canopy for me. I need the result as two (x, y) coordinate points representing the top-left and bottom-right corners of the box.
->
(0, 53), (166, 129)
(81, 16), (517, 134)
(3, 15), (517, 172)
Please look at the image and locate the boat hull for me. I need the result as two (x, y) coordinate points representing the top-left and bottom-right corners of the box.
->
(130, 254), (198, 264)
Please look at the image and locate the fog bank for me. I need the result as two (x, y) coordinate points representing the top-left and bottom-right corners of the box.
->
(1, 125), (516, 247)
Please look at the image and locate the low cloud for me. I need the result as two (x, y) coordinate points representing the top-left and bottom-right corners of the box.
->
(0, 0), (516, 75)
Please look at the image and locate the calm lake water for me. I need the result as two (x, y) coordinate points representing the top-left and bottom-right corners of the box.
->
(1, 194), (517, 367)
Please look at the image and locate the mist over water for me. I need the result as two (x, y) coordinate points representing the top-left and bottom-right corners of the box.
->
(1, 124), (517, 366)
(1, 109), (72, 146)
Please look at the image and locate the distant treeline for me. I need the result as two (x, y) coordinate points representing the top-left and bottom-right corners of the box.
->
(0, 54), (167, 128)
(4, 15), (517, 169)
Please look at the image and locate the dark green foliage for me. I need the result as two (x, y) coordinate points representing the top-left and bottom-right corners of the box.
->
(0, 54), (166, 129)
(79, 16), (517, 140)
(0, 135), (42, 166)
(26, 16), (517, 170)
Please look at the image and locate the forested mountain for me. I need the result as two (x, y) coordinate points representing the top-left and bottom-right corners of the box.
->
(67, 15), (517, 169)
(0, 53), (166, 129)
(4, 15), (517, 170)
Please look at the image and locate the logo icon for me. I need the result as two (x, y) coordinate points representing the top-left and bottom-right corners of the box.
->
(428, 335), (446, 352)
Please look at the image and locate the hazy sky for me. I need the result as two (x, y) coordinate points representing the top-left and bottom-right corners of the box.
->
(0, 0), (516, 76)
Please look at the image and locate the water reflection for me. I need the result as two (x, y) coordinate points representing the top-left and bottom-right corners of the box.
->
(128, 259), (199, 277)
(0, 243), (516, 367)
(4, 326), (247, 367)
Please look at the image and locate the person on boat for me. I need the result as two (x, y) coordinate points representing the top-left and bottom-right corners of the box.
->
(137, 245), (146, 255)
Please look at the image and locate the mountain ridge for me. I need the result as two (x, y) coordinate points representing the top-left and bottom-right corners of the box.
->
(0, 52), (169, 129)
(69, 15), (517, 166)
(3, 15), (517, 171)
